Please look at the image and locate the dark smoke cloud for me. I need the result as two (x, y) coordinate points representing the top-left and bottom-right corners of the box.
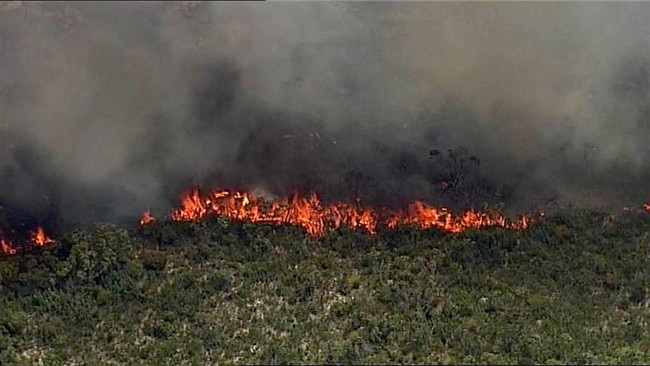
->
(1, 1), (649, 231)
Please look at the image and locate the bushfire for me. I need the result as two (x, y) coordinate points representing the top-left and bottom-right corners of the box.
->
(0, 227), (54, 257)
(0, 193), (647, 258)
(141, 188), (536, 236)
(142, 189), (650, 236)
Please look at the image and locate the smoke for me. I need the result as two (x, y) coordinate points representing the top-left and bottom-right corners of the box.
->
(1, 1), (649, 231)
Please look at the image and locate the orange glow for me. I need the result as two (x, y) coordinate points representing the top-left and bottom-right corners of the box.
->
(140, 209), (155, 226)
(1, 239), (16, 256)
(146, 187), (536, 236)
(645, 204), (650, 213)
(1, 227), (54, 257)
(30, 227), (54, 248)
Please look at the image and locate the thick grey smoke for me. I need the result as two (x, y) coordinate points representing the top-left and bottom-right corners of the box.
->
(1, 2), (649, 230)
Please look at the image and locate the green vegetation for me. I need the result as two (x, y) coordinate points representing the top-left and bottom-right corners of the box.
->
(1, 210), (650, 364)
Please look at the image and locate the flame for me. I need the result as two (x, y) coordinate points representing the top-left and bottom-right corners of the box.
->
(386, 201), (529, 233)
(1, 239), (16, 256)
(1, 226), (54, 257)
(146, 187), (536, 236)
(30, 227), (54, 248)
(140, 209), (155, 226)
(645, 204), (650, 212)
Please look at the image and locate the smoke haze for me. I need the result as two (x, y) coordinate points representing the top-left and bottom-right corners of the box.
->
(1, 1), (650, 231)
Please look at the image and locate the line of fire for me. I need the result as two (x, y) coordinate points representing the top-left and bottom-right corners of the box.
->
(2, 186), (649, 258)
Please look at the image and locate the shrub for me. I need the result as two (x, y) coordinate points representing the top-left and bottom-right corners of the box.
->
(55, 224), (137, 287)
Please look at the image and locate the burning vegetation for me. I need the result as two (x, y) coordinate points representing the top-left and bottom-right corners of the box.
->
(2, 184), (648, 259)
(0, 186), (645, 259)
(140, 187), (536, 236)
(3, 3), (650, 363)
(141, 187), (650, 238)
(0, 226), (54, 257)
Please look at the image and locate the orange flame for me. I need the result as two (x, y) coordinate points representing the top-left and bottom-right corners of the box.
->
(645, 204), (650, 213)
(1, 227), (54, 257)
(146, 188), (535, 236)
(139, 209), (155, 226)
(1, 239), (16, 256)
(386, 201), (529, 233)
(30, 227), (54, 248)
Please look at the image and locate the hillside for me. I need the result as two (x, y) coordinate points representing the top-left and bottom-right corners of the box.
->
(1, 209), (650, 365)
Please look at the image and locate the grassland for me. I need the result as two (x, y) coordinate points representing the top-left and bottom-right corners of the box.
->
(1, 209), (650, 364)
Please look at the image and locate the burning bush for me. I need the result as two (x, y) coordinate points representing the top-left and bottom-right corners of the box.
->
(138, 185), (533, 238)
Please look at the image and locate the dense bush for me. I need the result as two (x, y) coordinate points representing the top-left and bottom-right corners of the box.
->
(56, 224), (138, 286)
(0, 209), (649, 364)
